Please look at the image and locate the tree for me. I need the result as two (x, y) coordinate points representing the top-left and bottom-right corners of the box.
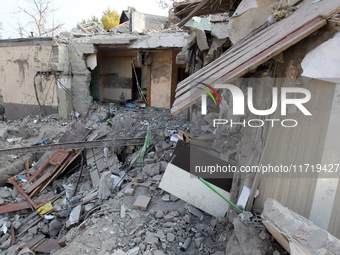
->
(18, 0), (64, 37)
(155, 0), (180, 10)
(0, 21), (3, 39)
(79, 15), (100, 25)
(100, 8), (120, 31)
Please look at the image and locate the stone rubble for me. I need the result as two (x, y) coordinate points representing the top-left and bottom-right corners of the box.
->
(0, 103), (287, 255)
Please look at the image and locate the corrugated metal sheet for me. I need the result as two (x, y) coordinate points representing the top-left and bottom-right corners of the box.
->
(171, 0), (340, 115)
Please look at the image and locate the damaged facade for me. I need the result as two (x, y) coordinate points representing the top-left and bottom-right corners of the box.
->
(0, 7), (189, 120)
(172, 0), (340, 247)
(1, 0), (340, 255)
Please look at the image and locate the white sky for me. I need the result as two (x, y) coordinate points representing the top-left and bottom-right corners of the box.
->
(0, 0), (169, 39)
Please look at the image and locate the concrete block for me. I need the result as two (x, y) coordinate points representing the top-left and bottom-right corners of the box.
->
(101, 238), (117, 251)
(194, 28), (209, 51)
(112, 250), (126, 255)
(0, 129), (8, 141)
(124, 188), (135, 196)
(263, 198), (340, 254)
(133, 195), (151, 211)
(154, 250), (165, 255)
(143, 163), (160, 176)
(211, 22), (229, 39)
(58, 235), (67, 247)
(167, 232), (175, 242)
(144, 232), (159, 245)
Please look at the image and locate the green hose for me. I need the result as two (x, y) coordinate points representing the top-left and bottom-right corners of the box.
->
(199, 177), (243, 214)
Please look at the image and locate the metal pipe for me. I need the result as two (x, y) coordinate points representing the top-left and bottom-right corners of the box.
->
(199, 177), (243, 214)
(180, 237), (192, 252)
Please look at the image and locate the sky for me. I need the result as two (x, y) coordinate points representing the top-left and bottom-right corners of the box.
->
(0, 0), (169, 39)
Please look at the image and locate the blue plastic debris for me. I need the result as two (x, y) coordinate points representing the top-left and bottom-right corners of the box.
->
(40, 138), (48, 145)
(126, 103), (136, 108)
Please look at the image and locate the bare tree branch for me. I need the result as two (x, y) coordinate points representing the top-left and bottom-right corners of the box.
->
(0, 22), (3, 39)
(17, 0), (63, 37)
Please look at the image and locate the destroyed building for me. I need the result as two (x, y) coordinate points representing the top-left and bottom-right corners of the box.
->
(0, 0), (340, 255)
(0, 7), (189, 120)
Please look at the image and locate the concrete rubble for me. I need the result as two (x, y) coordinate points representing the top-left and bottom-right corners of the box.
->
(1, 0), (340, 254)
(0, 101), (287, 255)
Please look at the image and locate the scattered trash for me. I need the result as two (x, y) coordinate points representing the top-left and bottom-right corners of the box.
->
(37, 202), (53, 215)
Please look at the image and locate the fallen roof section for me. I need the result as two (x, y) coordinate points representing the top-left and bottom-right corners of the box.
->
(171, 0), (340, 115)
(173, 0), (240, 27)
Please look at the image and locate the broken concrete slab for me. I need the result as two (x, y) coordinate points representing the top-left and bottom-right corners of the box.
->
(154, 250), (165, 255)
(159, 163), (230, 217)
(132, 195), (151, 211)
(112, 250), (126, 255)
(301, 32), (340, 83)
(228, 0), (277, 44)
(49, 218), (62, 237)
(101, 238), (117, 251)
(263, 198), (340, 254)
(129, 32), (189, 49)
(142, 163), (160, 176)
(167, 232), (175, 242)
(186, 205), (204, 220)
(155, 210), (164, 219)
(176, 33), (196, 65)
(144, 232), (159, 245)
(211, 23), (229, 40)
(233, 217), (271, 255)
(0, 130), (8, 141)
(124, 188), (135, 196)
(194, 28), (209, 51)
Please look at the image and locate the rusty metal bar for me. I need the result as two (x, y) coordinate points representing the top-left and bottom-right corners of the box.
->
(0, 138), (145, 156)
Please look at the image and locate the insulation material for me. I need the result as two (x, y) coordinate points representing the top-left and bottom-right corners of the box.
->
(301, 32), (340, 83)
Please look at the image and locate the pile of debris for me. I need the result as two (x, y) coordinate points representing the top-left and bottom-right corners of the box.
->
(0, 101), (290, 255)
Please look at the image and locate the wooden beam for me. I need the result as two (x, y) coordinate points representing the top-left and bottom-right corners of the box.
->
(0, 195), (56, 214)
(147, 65), (151, 106)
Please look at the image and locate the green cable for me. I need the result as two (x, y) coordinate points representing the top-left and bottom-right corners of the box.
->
(199, 177), (243, 214)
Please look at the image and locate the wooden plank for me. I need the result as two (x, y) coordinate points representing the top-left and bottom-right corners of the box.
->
(10, 177), (38, 210)
(25, 171), (52, 195)
(171, 17), (326, 115)
(263, 221), (291, 253)
(0, 195), (56, 214)
(68, 197), (97, 209)
(26, 150), (69, 185)
(25, 159), (30, 179)
(0, 138), (145, 156)
(171, 1), (340, 114)
(34, 238), (61, 253)
(147, 65), (151, 106)
(177, 0), (211, 27)
(23, 234), (46, 250)
(159, 163), (230, 217)
(11, 223), (15, 246)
